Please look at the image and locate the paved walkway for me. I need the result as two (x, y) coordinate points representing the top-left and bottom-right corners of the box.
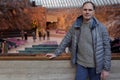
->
(8, 30), (65, 53)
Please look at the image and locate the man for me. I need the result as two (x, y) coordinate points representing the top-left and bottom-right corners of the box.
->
(46, 1), (111, 80)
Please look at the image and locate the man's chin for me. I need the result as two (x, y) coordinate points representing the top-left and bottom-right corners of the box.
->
(84, 18), (91, 21)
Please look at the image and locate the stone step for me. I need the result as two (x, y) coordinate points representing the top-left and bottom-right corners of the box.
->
(19, 50), (55, 53)
(32, 45), (58, 48)
(25, 47), (57, 50)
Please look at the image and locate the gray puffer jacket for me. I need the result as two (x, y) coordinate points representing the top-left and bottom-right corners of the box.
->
(54, 15), (111, 73)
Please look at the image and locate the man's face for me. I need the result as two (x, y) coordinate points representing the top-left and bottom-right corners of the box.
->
(82, 3), (95, 21)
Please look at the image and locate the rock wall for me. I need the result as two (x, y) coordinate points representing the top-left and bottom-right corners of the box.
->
(95, 5), (120, 38)
(0, 0), (46, 31)
(47, 8), (81, 30)
(47, 5), (120, 38)
(29, 7), (46, 30)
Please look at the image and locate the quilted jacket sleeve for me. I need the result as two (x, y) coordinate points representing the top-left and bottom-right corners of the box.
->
(101, 25), (111, 71)
(54, 27), (73, 56)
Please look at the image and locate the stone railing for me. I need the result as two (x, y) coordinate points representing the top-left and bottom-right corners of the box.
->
(0, 53), (120, 60)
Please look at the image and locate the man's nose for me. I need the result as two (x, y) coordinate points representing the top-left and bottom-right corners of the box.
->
(86, 10), (89, 13)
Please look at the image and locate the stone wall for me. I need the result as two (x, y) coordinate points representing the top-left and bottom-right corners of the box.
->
(29, 7), (46, 29)
(47, 5), (120, 38)
(0, 60), (120, 80)
(0, 0), (46, 31)
(47, 8), (81, 30)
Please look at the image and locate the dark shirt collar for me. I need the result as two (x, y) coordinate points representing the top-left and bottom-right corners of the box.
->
(73, 15), (99, 30)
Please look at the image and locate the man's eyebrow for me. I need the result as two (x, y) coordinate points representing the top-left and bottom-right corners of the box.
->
(83, 9), (93, 10)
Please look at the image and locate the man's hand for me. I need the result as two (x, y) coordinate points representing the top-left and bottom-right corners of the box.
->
(45, 53), (56, 59)
(101, 70), (110, 80)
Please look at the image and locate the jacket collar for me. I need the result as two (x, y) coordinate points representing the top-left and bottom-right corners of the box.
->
(74, 15), (99, 30)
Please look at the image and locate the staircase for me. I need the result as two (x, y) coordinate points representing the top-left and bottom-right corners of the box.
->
(19, 44), (58, 54)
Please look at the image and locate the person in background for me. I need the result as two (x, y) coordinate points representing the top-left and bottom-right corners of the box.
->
(24, 32), (28, 41)
(41, 28), (46, 40)
(20, 30), (24, 40)
(46, 1), (111, 80)
(32, 31), (36, 42)
(46, 28), (50, 40)
(1, 41), (9, 54)
(0, 42), (2, 53)
(38, 31), (42, 41)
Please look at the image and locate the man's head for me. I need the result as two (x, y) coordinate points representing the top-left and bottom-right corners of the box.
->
(82, 1), (95, 21)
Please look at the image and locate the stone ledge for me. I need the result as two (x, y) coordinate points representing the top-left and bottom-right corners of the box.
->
(0, 53), (119, 60)
(0, 53), (70, 60)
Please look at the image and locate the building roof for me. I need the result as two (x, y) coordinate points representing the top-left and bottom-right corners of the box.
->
(30, 0), (120, 8)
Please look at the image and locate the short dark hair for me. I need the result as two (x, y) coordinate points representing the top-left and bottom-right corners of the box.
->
(82, 1), (96, 10)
